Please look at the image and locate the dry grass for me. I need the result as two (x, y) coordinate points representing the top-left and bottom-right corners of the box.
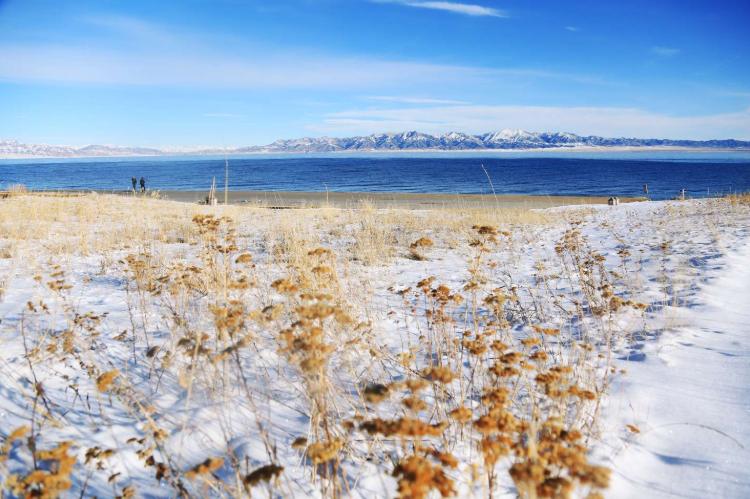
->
(1, 193), (743, 498)
(727, 191), (750, 206)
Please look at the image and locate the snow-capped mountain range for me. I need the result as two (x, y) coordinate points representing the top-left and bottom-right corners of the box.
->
(0, 140), (163, 158)
(2, 129), (749, 158)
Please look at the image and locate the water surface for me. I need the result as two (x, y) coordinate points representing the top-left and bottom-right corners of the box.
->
(2, 151), (749, 200)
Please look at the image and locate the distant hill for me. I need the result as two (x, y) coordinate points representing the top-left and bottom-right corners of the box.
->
(3, 130), (749, 158)
(0, 140), (163, 158)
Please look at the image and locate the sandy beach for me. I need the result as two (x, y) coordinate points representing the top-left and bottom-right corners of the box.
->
(155, 190), (641, 209)
(2, 189), (640, 208)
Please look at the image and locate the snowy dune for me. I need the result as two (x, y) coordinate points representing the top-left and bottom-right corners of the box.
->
(0, 193), (748, 498)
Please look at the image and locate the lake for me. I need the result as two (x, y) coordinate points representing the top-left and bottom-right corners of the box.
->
(2, 151), (749, 200)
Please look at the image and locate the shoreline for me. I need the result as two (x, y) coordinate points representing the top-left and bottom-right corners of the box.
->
(158, 190), (638, 209)
(2, 145), (749, 161)
(2, 189), (643, 209)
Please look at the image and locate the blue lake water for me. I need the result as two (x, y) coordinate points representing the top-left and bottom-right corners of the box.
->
(1, 151), (749, 200)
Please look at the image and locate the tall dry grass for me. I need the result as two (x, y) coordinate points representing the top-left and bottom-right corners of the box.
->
(1, 193), (745, 498)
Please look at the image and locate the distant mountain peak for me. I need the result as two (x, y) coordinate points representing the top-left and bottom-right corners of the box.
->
(2, 131), (749, 159)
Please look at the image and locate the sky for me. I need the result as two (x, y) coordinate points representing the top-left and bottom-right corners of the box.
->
(0, 0), (749, 147)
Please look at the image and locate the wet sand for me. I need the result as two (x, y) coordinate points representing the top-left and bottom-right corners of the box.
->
(156, 190), (641, 209)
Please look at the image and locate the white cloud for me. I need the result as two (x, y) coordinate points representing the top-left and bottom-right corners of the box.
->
(375, 0), (506, 18)
(310, 104), (750, 140)
(0, 14), (621, 92)
(366, 96), (470, 105)
(0, 42), (607, 89)
(652, 46), (680, 57)
(564, 26), (579, 32)
(0, 44), (492, 89)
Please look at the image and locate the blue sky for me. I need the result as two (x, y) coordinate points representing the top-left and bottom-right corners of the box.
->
(1, 0), (749, 147)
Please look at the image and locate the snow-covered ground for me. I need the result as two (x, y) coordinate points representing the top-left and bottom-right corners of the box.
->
(603, 227), (750, 498)
(0, 194), (747, 498)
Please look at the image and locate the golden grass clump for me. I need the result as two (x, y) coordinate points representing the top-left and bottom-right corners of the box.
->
(409, 236), (434, 260)
(305, 439), (344, 465)
(184, 457), (224, 479)
(5, 441), (77, 499)
(244, 463), (284, 487)
(0, 426), (29, 463)
(392, 455), (455, 499)
(727, 191), (750, 206)
(96, 369), (120, 392)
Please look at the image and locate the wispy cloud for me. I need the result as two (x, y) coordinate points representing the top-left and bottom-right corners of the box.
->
(564, 26), (579, 32)
(0, 41), (608, 89)
(0, 15), (556, 88)
(366, 95), (470, 105)
(0, 13), (627, 95)
(310, 104), (750, 140)
(374, 0), (506, 18)
(651, 46), (680, 57)
(0, 43), (496, 89)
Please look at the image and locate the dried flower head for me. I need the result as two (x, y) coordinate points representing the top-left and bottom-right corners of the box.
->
(306, 439), (344, 465)
(244, 464), (284, 487)
(184, 457), (224, 479)
(421, 366), (456, 384)
(363, 383), (391, 404)
(96, 370), (119, 392)
(392, 455), (454, 499)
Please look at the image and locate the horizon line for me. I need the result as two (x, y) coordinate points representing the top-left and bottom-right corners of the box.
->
(3, 128), (750, 151)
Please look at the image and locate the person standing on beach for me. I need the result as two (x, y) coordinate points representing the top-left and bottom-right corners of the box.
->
(131, 177), (137, 192)
(140, 177), (146, 193)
